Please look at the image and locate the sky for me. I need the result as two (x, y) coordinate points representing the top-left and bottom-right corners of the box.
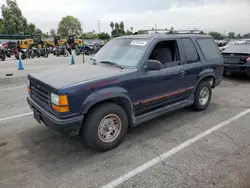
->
(0, 0), (250, 34)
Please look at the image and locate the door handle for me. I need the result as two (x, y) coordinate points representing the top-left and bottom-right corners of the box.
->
(179, 70), (185, 76)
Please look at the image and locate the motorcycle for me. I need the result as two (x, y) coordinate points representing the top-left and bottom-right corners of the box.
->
(40, 48), (49, 58)
(32, 48), (41, 58)
(0, 48), (6, 61)
(18, 49), (35, 60)
(55, 46), (69, 57)
(75, 45), (94, 56)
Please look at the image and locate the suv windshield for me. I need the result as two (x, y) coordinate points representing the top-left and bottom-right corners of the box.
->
(93, 38), (149, 67)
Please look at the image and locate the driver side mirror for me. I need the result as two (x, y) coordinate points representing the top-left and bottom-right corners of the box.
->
(145, 60), (161, 71)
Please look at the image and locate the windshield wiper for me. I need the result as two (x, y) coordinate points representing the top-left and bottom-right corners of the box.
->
(100, 61), (124, 69)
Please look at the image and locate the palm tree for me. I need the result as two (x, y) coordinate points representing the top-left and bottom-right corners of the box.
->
(110, 22), (114, 31)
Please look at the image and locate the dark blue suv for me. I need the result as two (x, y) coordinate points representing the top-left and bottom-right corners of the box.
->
(27, 33), (223, 151)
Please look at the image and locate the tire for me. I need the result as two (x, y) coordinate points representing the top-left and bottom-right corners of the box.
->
(21, 54), (26, 60)
(193, 80), (212, 111)
(64, 51), (69, 57)
(82, 103), (128, 152)
(44, 53), (48, 58)
(75, 50), (80, 56)
(223, 70), (228, 76)
(1, 55), (6, 61)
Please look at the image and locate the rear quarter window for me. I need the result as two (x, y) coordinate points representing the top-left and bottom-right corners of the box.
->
(197, 38), (222, 61)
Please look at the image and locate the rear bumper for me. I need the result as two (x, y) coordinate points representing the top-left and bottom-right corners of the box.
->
(27, 96), (83, 137)
(224, 64), (250, 74)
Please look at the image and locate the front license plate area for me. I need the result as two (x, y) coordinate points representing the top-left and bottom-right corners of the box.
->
(33, 110), (41, 124)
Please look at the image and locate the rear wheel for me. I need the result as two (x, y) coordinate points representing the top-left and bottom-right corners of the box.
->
(82, 103), (128, 152)
(193, 80), (212, 111)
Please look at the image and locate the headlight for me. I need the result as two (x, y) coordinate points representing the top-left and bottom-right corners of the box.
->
(27, 79), (30, 87)
(51, 93), (59, 105)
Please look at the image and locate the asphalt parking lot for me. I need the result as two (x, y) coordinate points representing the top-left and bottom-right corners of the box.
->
(0, 56), (250, 188)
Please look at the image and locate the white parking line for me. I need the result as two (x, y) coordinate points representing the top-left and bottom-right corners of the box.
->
(0, 112), (32, 123)
(102, 108), (250, 188)
(0, 86), (26, 91)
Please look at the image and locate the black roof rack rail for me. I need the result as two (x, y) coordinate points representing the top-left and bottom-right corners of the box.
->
(134, 29), (204, 35)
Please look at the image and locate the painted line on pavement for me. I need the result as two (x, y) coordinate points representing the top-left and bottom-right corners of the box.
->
(102, 108), (250, 188)
(0, 112), (32, 123)
(0, 85), (26, 91)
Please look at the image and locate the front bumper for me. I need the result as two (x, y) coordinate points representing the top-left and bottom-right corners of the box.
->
(27, 96), (83, 137)
(224, 64), (250, 74)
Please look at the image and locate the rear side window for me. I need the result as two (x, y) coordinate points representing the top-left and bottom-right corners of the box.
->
(182, 39), (199, 64)
(197, 38), (222, 61)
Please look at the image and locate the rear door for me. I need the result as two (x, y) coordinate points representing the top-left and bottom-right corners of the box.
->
(179, 38), (202, 96)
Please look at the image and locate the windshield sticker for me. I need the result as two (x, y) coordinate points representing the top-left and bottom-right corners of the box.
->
(131, 40), (147, 46)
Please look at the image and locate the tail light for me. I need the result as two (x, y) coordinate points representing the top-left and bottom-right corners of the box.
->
(247, 56), (250, 62)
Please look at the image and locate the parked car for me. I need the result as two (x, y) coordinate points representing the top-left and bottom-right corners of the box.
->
(222, 42), (250, 76)
(27, 33), (223, 151)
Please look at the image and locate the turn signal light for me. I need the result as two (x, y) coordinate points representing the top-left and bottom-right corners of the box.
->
(52, 104), (69, 113)
(51, 95), (69, 113)
(247, 56), (250, 62)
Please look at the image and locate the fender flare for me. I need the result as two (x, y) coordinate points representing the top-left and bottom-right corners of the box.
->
(194, 72), (216, 91)
(80, 87), (134, 116)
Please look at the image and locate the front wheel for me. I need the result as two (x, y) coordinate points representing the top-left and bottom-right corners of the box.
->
(82, 103), (128, 152)
(75, 49), (80, 56)
(1, 55), (6, 61)
(193, 81), (212, 111)
(21, 54), (26, 60)
(64, 51), (69, 57)
(44, 53), (48, 58)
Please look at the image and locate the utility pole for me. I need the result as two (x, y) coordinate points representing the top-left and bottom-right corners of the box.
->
(98, 20), (100, 34)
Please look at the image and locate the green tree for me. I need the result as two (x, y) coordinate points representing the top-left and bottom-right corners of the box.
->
(236, 34), (242, 39)
(0, 18), (4, 33)
(57, 15), (82, 38)
(50, 28), (56, 36)
(27, 23), (36, 34)
(80, 32), (98, 39)
(35, 28), (42, 35)
(98, 32), (110, 40)
(135, 30), (149, 35)
(228, 32), (235, 39)
(1, 0), (26, 34)
(208, 31), (225, 40)
(120, 21), (124, 31)
(126, 29), (133, 35)
(110, 22), (114, 30)
(242, 33), (250, 38)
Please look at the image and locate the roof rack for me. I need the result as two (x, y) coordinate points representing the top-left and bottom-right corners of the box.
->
(133, 29), (204, 35)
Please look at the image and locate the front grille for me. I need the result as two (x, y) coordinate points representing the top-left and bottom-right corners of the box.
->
(30, 79), (50, 107)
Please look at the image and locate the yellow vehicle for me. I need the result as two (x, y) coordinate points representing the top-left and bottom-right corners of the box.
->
(20, 38), (44, 49)
(20, 39), (34, 49)
(53, 35), (83, 48)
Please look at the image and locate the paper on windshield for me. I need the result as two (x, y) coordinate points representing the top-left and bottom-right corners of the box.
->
(131, 40), (147, 46)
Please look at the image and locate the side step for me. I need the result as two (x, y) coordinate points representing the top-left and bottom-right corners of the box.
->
(134, 97), (193, 126)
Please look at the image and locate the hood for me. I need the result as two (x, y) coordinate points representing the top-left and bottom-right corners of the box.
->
(29, 63), (130, 89)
